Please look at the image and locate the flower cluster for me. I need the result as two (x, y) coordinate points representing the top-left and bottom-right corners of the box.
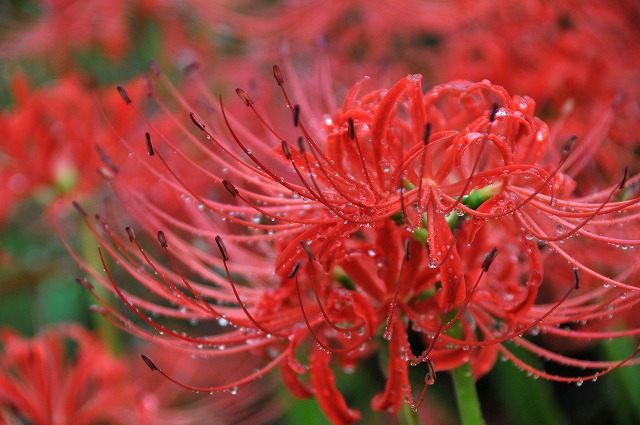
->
(65, 63), (640, 423)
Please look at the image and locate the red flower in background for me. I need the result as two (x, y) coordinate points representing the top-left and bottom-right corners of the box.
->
(0, 72), (146, 225)
(61, 63), (640, 424)
(0, 324), (279, 425)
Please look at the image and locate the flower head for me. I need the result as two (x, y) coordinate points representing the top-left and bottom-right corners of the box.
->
(65, 64), (640, 423)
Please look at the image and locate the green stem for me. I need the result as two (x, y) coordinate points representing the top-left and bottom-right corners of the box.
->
(80, 222), (122, 354)
(397, 401), (421, 425)
(451, 362), (485, 425)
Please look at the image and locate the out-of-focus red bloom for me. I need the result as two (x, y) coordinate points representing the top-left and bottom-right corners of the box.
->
(0, 73), (145, 224)
(0, 0), (131, 62)
(0, 324), (279, 425)
(63, 65), (640, 424)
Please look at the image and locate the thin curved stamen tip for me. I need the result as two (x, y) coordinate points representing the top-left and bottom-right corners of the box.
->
(125, 226), (135, 242)
(222, 180), (239, 197)
(289, 261), (301, 279)
(141, 354), (159, 371)
(489, 102), (499, 122)
(75, 277), (94, 290)
(189, 112), (206, 131)
(348, 117), (355, 139)
(145, 132), (154, 156)
(423, 122), (432, 144)
(481, 247), (499, 272)
(215, 235), (229, 261)
(620, 166), (629, 189)
(157, 230), (168, 248)
(116, 85), (131, 105)
(72, 200), (88, 217)
(299, 241), (315, 261)
(273, 65), (284, 86)
(573, 267), (580, 290)
(236, 88), (253, 106)
(281, 140), (292, 160)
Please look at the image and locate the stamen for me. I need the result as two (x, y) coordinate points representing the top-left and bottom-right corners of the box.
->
(273, 65), (284, 86)
(481, 247), (499, 272)
(289, 261), (301, 279)
(141, 354), (159, 371)
(573, 267), (580, 290)
(299, 241), (315, 261)
(116, 86), (131, 104)
(620, 166), (629, 189)
(215, 235), (229, 261)
(489, 102), (499, 122)
(189, 112), (206, 131)
(348, 117), (355, 139)
(281, 140), (292, 160)
(145, 132), (154, 156)
(293, 104), (300, 127)
(157, 231), (168, 248)
(236, 88), (253, 106)
(75, 277), (94, 290)
(125, 226), (135, 242)
(222, 180), (239, 197)
(72, 201), (88, 217)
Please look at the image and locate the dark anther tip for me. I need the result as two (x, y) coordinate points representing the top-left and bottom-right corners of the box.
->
(489, 103), (499, 122)
(619, 166), (629, 190)
(141, 354), (159, 371)
(125, 227), (135, 242)
(222, 180), (239, 197)
(273, 65), (284, 86)
(299, 241), (315, 261)
(145, 132), (154, 156)
(157, 230), (168, 248)
(347, 117), (355, 139)
(288, 261), (301, 279)
(189, 112), (206, 131)
(293, 104), (300, 127)
(215, 235), (229, 261)
(72, 201), (88, 217)
(281, 140), (292, 160)
(116, 85), (132, 105)
(423, 122), (432, 145)
(236, 88), (253, 106)
(573, 267), (580, 290)
(481, 247), (499, 272)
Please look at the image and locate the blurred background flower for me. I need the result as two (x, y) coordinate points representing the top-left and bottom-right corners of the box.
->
(1, 0), (639, 424)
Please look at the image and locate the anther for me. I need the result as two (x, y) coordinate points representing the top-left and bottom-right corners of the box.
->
(299, 241), (315, 261)
(145, 132), (154, 156)
(573, 267), (580, 290)
(489, 103), (499, 122)
(619, 166), (629, 190)
(215, 235), (229, 261)
(189, 112), (206, 131)
(157, 231), (168, 248)
(481, 247), (499, 272)
(141, 354), (159, 371)
(281, 140), (292, 160)
(72, 201), (88, 217)
(297, 136), (306, 153)
(236, 88), (253, 106)
(273, 65), (284, 86)
(423, 122), (432, 144)
(348, 117), (355, 139)
(75, 277), (94, 290)
(561, 135), (578, 158)
(404, 239), (411, 261)
(222, 180), (239, 197)
(289, 261), (301, 279)
(293, 104), (300, 127)
(126, 227), (135, 242)
(116, 85), (132, 104)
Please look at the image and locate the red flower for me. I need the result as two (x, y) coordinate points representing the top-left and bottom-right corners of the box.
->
(64, 65), (640, 423)
(0, 324), (279, 425)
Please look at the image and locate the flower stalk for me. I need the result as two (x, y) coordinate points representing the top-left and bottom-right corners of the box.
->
(451, 362), (485, 425)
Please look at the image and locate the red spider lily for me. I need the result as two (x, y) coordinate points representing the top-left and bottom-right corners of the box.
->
(62, 65), (640, 424)
(0, 324), (279, 425)
(0, 72), (146, 225)
(0, 0), (131, 63)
